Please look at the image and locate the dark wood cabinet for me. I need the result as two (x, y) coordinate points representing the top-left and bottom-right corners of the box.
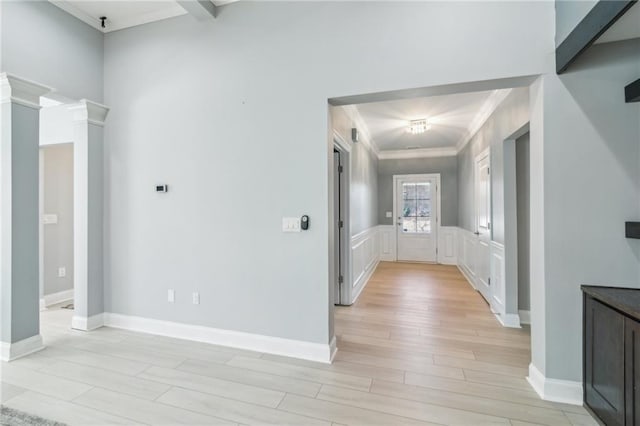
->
(583, 286), (640, 426)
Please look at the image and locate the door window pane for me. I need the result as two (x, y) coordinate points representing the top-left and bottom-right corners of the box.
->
(401, 181), (432, 234)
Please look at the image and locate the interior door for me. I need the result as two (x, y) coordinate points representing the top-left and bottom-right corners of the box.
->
(475, 151), (491, 302)
(396, 177), (437, 262)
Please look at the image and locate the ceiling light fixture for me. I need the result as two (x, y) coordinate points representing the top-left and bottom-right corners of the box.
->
(407, 119), (431, 134)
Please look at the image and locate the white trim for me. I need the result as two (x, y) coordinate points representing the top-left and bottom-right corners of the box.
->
(437, 226), (458, 265)
(0, 73), (52, 109)
(519, 310), (531, 325)
(341, 105), (380, 156)
(0, 334), (44, 362)
(68, 99), (110, 127)
(496, 312), (521, 328)
(378, 224), (396, 261)
(455, 89), (512, 153)
(49, 0), (190, 33)
(329, 335), (338, 362)
(527, 363), (583, 405)
(104, 313), (334, 364)
(350, 226), (380, 304)
(457, 264), (477, 290)
(72, 313), (104, 331)
(378, 147), (457, 160)
(40, 289), (74, 309)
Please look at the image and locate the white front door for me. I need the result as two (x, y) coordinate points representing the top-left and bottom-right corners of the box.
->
(475, 150), (492, 302)
(395, 176), (438, 262)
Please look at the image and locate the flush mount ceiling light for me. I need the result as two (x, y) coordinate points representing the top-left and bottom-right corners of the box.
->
(407, 119), (431, 134)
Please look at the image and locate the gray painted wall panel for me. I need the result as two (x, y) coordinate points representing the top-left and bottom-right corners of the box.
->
(457, 88), (530, 241)
(554, 0), (597, 46)
(378, 157), (457, 227)
(0, 0), (103, 102)
(542, 39), (640, 381)
(103, 2), (555, 344)
(10, 104), (40, 343)
(42, 144), (74, 296)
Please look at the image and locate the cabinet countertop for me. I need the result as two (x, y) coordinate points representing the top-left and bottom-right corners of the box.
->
(582, 285), (640, 321)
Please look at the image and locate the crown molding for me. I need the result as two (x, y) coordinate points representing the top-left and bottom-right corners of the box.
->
(68, 99), (110, 126)
(0, 73), (52, 109)
(455, 88), (512, 153)
(378, 147), (457, 160)
(341, 105), (380, 156)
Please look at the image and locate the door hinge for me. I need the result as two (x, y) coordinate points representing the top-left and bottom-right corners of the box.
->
(488, 221), (491, 230)
(488, 277), (491, 285)
(338, 165), (344, 173)
(339, 275), (344, 284)
(487, 167), (490, 175)
(339, 220), (344, 228)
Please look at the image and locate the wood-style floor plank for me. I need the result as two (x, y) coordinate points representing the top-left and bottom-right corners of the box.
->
(0, 262), (594, 425)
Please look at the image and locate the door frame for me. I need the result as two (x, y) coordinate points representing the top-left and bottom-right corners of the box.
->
(332, 131), (351, 305)
(392, 173), (441, 263)
(473, 146), (492, 305)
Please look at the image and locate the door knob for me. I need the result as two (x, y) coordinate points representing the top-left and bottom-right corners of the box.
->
(474, 231), (480, 235)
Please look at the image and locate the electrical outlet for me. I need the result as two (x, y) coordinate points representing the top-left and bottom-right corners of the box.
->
(168, 289), (175, 303)
(58, 267), (66, 278)
(192, 292), (200, 305)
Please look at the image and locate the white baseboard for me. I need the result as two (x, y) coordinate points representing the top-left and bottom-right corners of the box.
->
(104, 313), (334, 364)
(350, 259), (379, 304)
(0, 334), (44, 361)
(72, 313), (104, 331)
(329, 335), (338, 362)
(519, 310), (531, 325)
(495, 312), (521, 328)
(457, 265), (477, 290)
(40, 288), (74, 309)
(527, 363), (583, 405)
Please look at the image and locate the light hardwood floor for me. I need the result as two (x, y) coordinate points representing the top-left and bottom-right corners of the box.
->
(1, 262), (595, 425)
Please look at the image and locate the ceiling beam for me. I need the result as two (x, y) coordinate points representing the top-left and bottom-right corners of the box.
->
(625, 78), (640, 103)
(177, 1), (217, 20)
(556, 0), (637, 74)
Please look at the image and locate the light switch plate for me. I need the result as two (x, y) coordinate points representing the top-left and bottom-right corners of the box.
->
(168, 289), (175, 303)
(282, 217), (301, 232)
(192, 292), (200, 305)
(385, 211), (392, 218)
(58, 267), (66, 278)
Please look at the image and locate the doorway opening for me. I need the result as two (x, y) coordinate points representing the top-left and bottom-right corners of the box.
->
(332, 135), (350, 306)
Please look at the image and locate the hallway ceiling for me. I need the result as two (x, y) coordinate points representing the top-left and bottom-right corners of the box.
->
(353, 89), (508, 153)
(50, 0), (234, 33)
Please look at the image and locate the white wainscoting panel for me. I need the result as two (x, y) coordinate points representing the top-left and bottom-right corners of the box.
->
(378, 225), (396, 261)
(350, 226), (380, 304)
(457, 228), (478, 289)
(490, 241), (506, 317)
(437, 227), (457, 265)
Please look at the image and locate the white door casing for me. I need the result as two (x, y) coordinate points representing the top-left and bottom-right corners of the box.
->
(393, 174), (440, 263)
(475, 148), (492, 304)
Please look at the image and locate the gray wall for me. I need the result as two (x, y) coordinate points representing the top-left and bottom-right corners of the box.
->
(0, 104), (41, 343)
(378, 157), (458, 227)
(516, 132), (530, 311)
(330, 107), (378, 236)
(0, 0), (103, 102)
(103, 1), (554, 345)
(537, 39), (640, 381)
(457, 88), (530, 242)
(42, 144), (74, 296)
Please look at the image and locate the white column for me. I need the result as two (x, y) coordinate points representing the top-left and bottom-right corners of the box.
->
(0, 73), (52, 361)
(69, 100), (109, 331)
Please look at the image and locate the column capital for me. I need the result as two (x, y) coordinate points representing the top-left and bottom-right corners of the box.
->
(68, 99), (110, 126)
(0, 73), (52, 109)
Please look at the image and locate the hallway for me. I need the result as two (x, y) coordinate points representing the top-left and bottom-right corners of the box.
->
(1, 263), (594, 425)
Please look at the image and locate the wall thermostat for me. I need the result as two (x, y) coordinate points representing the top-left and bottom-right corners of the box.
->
(156, 184), (169, 193)
(301, 215), (310, 230)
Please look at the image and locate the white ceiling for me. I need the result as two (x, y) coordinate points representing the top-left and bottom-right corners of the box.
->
(595, 3), (640, 44)
(353, 89), (508, 154)
(50, 0), (232, 33)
